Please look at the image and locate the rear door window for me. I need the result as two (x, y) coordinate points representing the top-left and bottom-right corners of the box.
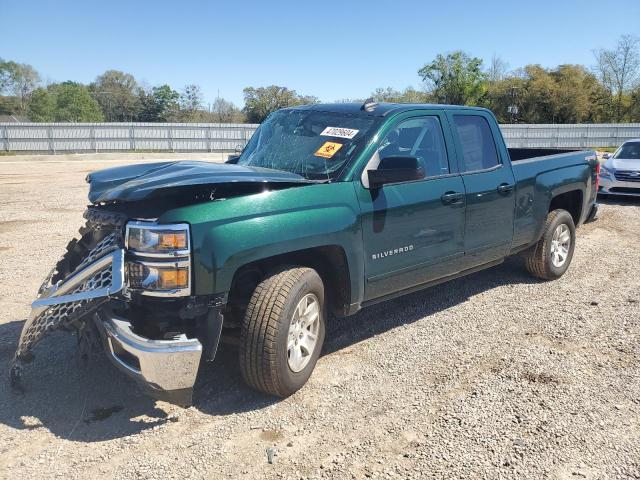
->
(452, 115), (500, 172)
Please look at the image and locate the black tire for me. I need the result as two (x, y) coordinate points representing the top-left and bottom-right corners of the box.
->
(51, 224), (94, 284)
(524, 209), (576, 280)
(239, 267), (325, 397)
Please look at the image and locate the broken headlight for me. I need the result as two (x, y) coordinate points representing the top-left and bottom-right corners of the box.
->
(125, 221), (191, 297)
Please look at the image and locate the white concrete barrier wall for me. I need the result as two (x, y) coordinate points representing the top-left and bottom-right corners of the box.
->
(2, 122), (640, 153)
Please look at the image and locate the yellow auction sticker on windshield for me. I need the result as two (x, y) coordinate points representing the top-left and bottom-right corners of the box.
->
(315, 141), (343, 159)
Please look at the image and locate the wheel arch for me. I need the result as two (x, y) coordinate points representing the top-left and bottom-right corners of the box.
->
(548, 188), (583, 225)
(226, 245), (352, 324)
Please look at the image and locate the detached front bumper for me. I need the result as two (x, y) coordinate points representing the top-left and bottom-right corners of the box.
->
(95, 309), (202, 406)
(15, 246), (125, 361)
(14, 238), (207, 406)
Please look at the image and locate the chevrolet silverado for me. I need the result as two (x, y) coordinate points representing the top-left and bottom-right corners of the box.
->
(12, 101), (599, 406)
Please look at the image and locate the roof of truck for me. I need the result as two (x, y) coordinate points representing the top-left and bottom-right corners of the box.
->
(288, 102), (491, 117)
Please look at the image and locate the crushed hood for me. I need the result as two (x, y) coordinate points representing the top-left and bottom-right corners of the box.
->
(86, 161), (313, 203)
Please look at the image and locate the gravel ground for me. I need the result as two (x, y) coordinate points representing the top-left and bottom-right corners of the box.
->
(0, 155), (638, 480)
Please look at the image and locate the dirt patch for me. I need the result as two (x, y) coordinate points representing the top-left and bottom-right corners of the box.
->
(46, 207), (79, 213)
(260, 429), (285, 442)
(0, 220), (32, 234)
(521, 371), (559, 384)
(84, 406), (124, 424)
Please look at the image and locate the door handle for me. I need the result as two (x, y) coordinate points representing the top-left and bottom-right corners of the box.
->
(441, 191), (465, 205)
(497, 183), (514, 195)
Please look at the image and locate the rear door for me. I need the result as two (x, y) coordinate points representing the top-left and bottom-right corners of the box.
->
(447, 111), (516, 268)
(356, 111), (466, 301)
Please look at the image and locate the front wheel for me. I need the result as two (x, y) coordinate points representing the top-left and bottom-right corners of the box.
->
(239, 267), (325, 397)
(524, 209), (576, 280)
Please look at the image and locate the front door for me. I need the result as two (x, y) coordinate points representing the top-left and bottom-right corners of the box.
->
(357, 112), (466, 301)
(447, 112), (516, 268)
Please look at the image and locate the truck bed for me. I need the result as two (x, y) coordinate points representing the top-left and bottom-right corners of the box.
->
(508, 148), (597, 251)
(508, 148), (582, 161)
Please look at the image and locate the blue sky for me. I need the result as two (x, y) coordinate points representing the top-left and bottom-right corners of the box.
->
(1, 0), (639, 107)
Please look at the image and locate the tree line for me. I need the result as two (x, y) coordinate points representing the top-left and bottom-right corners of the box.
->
(1, 34), (638, 124)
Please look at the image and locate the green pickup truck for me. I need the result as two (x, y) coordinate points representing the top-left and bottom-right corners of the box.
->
(12, 102), (599, 406)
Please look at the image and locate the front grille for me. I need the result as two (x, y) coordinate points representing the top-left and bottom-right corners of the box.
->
(38, 231), (118, 295)
(76, 232), (118, 272)
(614, 170), (640, 182)
(18, 265), (114, 356)
(16, 226), (124, 359)
(609, 187), (640, 194)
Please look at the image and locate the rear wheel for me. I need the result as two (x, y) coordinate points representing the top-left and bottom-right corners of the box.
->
(524, 209), (576, 280)
(239, 267), (325, 397)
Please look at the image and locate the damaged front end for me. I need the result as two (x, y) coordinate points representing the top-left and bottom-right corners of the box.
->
(12, 160), (313, 406)
(11, 209), (211, 407)
(12, 229), (125, 380)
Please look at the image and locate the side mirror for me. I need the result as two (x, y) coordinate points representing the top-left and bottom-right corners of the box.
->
(367, 156), (425, 189)
(226, 155), (240, 164)
(602, 153), (612, 159)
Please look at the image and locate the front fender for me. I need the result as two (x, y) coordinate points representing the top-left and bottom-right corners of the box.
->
(159, 182), (364, 304)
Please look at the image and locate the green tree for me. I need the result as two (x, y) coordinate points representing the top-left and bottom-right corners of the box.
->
(593, 34), (640, 121)
(0, 96), (20, 115)
(177, 84), (205, 120)
(483, 75), (527, 123)
(26, 87), (55, 121)
(212, 97), (245, 123)
(484, 64), (612, 123)
(27, 82), (103, 122)
(90, 70), (141, 121)
(371, 86), (428, 103)
(418, 51), (486, 105)
(629, 86), (640, 122)
(487, 55), (509, 83)
(0, 59), (40, 114)
(138, 84), (180, 122)
(54, 82), (104, 121)
(0, 59), (13, 91)
(521, 65), (558, 123)
(552, 65), (602, 123)
(243, 86), (318, 123)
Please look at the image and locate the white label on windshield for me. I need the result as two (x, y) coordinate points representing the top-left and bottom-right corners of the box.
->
(320, 126), (359, 139)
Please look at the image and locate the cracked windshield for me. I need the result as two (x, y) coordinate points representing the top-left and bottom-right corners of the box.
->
(237, 109), (380, 180)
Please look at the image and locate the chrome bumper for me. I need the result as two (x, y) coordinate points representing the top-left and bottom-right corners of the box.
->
(14, 241), (203, 406)
(95, 309), (202, 406)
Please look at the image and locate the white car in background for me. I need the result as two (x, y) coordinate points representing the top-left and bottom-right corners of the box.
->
(599, 139), (640, 197)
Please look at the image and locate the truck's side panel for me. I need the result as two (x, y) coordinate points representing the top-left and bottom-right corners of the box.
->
(511, 154), (595, 250)
(354, 109), (468, 301)
(446, 110), (517, 269)
(356, 174), (467, 300)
